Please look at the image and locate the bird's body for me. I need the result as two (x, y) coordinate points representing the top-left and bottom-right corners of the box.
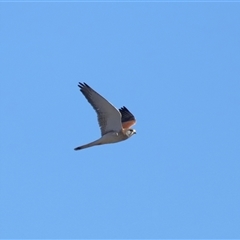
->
(74, 131), (128, 150)
(74, 82), (136, 151)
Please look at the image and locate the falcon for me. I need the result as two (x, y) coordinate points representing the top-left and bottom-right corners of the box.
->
(74, 82), (136, 150)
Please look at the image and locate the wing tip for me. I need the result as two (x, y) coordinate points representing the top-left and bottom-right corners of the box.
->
(119, 106), (134, 117)
(119, 106), (128, 111)
(78, 82), (90, 90)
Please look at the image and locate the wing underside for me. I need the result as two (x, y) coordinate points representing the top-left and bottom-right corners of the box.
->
(78, 82), (122, 135)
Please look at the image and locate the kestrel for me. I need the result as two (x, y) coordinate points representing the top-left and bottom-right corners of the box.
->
(74, 82), (136, 150)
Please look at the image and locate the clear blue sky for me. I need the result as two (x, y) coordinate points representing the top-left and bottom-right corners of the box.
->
(1, 2), (240, 239)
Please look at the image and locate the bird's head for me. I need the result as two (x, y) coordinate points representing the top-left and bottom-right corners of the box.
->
(126, 129), (137, 137)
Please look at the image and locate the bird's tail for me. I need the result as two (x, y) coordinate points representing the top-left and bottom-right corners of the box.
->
(74, 139), (103, 151)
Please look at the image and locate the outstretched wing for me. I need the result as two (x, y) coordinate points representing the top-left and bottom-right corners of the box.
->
(119, 106), (136, 129)
(78, 82), (122, 135)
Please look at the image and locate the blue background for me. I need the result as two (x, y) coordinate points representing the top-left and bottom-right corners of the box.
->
(1, 2), (240, 238)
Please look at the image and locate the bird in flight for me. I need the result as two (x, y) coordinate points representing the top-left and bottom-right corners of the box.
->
(74, 82), (136, 150)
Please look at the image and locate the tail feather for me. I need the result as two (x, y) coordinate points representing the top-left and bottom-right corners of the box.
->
(74, 139), (102, 151)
